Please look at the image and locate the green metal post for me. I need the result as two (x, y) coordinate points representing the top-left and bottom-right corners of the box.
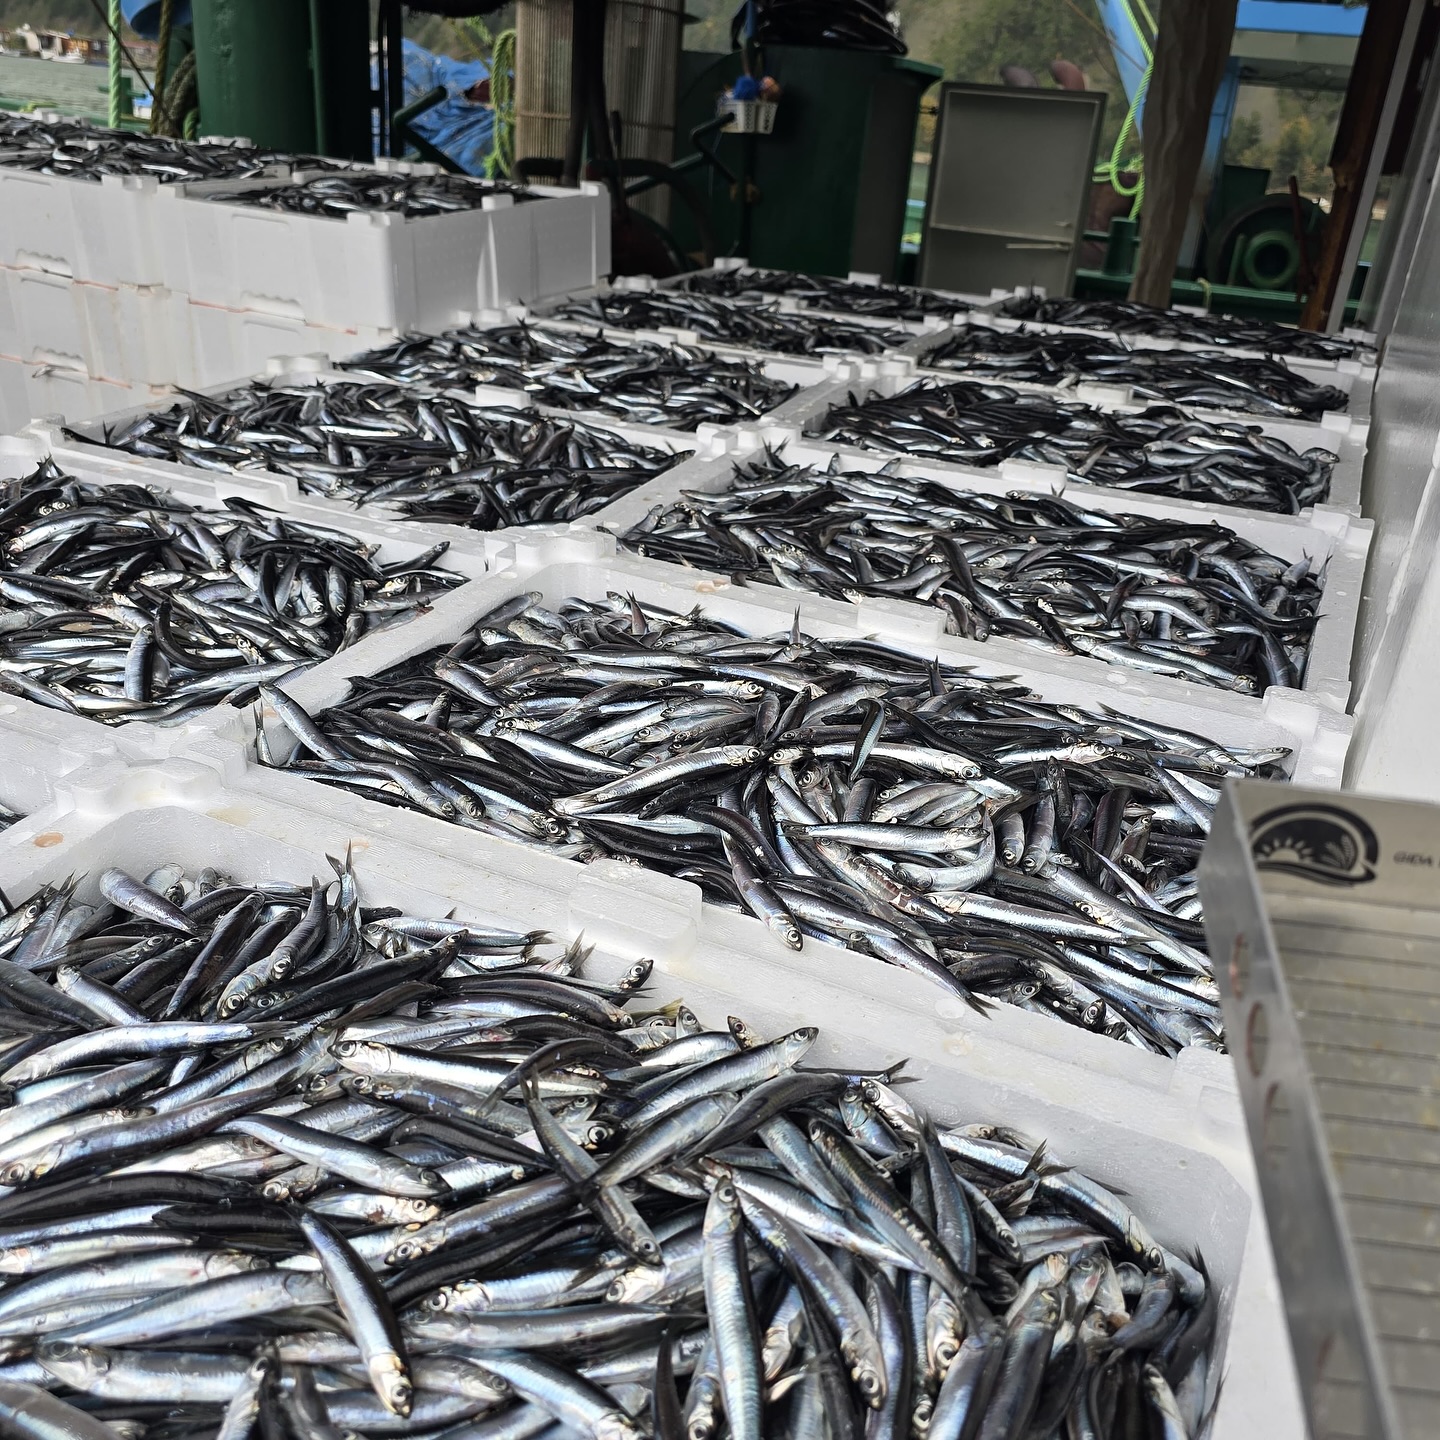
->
(191, 0), (317, 150)
(308, 0), (374, 161)
(108, 0), (123, 128)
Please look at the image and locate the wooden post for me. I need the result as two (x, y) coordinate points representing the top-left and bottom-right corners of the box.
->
(1128, 0), (1239, 307)
(1300, 0), (1422, 332)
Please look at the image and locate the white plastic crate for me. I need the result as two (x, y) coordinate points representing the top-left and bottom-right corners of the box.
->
(0, 431), (516, 756)
(0, 770), (1305, 1440)
(911, 318), (1374, 473)
(589, 443), (1371, 716)
(670, 259), (1015, 317)
(759, 372), (1368, 521)
(971, 298), (1381, 372)
(48, 363), (728, 541)
(172, 301), (399, 389)
(165, 539), (1349, 1105)
(153, 178), (611, 334)
(0, 266), (182, 386)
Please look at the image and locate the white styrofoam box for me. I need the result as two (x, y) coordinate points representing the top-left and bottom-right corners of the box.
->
(172, 544), (1348, 1075)
(458, 344), (844, 447)
(0, 167), (94, 281)
(970, 298), (1379, 373)
(0, 429), (521, 757)
(910, 318), (1370, 480)
(762, 372), (1368, 521)
(173, 301), (398, 390)
(0, 692), (125, 817)
(48, 365), (726, 543)
(523, 183), (612, 305)
(668, 259), (1010, 317)
(524, 279), (941, 357)
(82, 282), (182, 387)
(584, 444), (1371, 715)
(0, 773), (1304, 1438)
(153, 178), (611, 334)
(914, 317), (1376, 426)
(2, 265), (89, 369)
(0, 269), (182, 387)
(4, 361), (170, 429)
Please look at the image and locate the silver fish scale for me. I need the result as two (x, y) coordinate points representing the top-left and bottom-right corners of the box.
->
(619, 453), (1323, 694)
(996, 293), (1375, 362)
(0, 857), (1214, 1437)
(923, 327), (1349, 421)
(811, 377), (1336, 514)
(555, 290), (914, 359)
(262, 592), (1280, 1055)
(336, 323), (801, 432)
(0, 458), (463, 726)
(94, 381), (682, 526)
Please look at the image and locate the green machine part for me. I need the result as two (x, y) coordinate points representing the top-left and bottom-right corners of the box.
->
(191, 0), (371, 160)
(674, 46), (941, 281)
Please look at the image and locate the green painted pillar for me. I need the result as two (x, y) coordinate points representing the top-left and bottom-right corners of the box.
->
(192, 0), (318, 150)
(191, 0), (372, 157)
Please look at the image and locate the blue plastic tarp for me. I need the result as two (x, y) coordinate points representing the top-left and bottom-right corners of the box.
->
(121, 0), (192, 41)
(375, 38), (497, 175)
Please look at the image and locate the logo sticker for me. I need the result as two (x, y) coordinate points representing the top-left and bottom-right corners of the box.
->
(1250, 803), (1379, 887)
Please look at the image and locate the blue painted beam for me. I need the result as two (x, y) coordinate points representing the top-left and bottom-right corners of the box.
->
(1235, 2), (1366, 37)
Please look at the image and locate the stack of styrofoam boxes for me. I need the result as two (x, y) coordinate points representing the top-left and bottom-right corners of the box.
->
(0, 122), (613, 425)
(0, 153), (180, 430)
(150, 165), (611, 389)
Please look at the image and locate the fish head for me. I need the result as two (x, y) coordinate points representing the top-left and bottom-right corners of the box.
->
(782, 1026), (820, 1061)
(368, 1353), (413, 1417)
(1, 1143), (61, 1187)
(331, 1039), (392, 1075)
(35, 1339), (102, 1386)
(607, 1265), (664, 1304)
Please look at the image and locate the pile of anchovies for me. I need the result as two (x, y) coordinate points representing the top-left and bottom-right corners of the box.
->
(682, 269), (968, 323)
(0, 460), (462, 725)
(0, 857), (1216, 1438)
(338, 325), (801, 432)
(203, 172), (532, 219)
(994, 294), (1373, 362)
(554, 291), (915, 359)
(0, 116), (337, 184)
(923, 328), (1348, 421)
(619, 454), (1323, 693)
(812, 378), (1335, 514)
(258, 593), (1273, 1054)
(93, 383), (682, 528)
